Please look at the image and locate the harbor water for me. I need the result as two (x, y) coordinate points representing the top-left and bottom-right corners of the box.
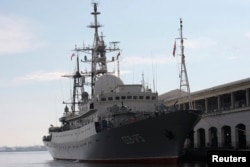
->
(0, 151), (207, 167)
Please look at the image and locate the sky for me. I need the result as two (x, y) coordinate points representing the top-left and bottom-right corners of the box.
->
(0, 0), (250, 147)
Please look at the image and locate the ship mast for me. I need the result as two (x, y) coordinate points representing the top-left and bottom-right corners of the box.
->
(178, 18), (193, 109)
(72, 54), (82, 112)
(63, 53), (85, 113)
(90, 2), (102, 97)
(74, 3), (120, 97)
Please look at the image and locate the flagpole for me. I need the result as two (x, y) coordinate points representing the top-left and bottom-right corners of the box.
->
(173, 40), (176, 57)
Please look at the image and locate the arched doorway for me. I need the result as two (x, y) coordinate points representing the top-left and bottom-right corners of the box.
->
(197, 128), (206, 148)
(209, 127), (218, 148)
(186, 130), (194, 148)
(236, 124), (246, 149)
(221, 125), (231, 148)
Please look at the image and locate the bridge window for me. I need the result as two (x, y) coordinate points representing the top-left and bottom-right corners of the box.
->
(127, 96), (132, 99)
(133, 96), (138, 100)
(139, 96), (144, 100)
(108, 97), (113, 101)
(146, 96), (150, 100)
(115, 96), (120, 100)
(121, 96), (126, 100)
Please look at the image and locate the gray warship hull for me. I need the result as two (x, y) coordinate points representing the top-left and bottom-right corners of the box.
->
(44, 110), (200, 163)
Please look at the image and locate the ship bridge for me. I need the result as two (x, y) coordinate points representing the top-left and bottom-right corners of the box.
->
(94, 74), (158, 115)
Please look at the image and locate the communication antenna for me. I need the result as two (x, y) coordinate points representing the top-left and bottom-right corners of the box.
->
(141, 72), (145, 92)
(151, 51), (156, 93)
(110, 41), (120, 77)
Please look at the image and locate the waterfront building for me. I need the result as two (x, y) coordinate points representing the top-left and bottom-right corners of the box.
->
(160, 78), (250, 149)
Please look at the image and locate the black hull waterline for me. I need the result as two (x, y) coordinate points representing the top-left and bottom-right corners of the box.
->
(44, 110), (201, 163)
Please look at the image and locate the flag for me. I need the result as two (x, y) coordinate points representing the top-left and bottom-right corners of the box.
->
(116, 52), (120, 60)
(71, 53), (75, 60)
(172, 40), (176, 57)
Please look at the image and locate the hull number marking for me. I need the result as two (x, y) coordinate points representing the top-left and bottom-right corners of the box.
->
(121, 134), (145, 144)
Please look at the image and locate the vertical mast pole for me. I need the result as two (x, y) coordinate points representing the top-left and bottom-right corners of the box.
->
(117, 59), (120, 77)
(90, 3), (101, 97)
(93, 3), (99, 46)
(72, 53), (80, 113)
(179, 18), (193, 109)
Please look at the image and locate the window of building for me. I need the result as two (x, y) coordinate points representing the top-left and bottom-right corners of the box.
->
(90, 103), (94, 109)
(101, 97), (106, 101)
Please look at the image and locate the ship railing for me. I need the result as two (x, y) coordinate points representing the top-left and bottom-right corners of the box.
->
(95, 110), (176, 133)
(95, 120), (113, 133)
(49, 126), (62, 132)
(43, 135), (52, 142)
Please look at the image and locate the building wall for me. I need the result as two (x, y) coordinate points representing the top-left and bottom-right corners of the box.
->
(161, 78), (250, 149)
(192, 88), (250, 149)
(194, 109), (250, 148)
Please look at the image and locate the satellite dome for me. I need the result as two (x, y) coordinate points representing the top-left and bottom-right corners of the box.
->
(95, 74), (124, 95)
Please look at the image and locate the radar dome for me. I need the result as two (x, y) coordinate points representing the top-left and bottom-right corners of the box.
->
(95, 74), (124, 95)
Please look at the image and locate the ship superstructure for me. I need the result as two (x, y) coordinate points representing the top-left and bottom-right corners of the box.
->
(43, 3), (201, 163)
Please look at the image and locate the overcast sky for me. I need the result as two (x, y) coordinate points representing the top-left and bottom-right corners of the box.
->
(0, 0), (250, 146)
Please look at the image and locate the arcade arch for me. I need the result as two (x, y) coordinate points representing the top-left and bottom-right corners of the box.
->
(235, 123), (246, 149)
(197, 128), (206, 148)
(221, 125), (232, 148)
(208, 127), (218, 148)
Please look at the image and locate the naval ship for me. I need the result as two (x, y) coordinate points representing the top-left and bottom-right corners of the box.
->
(43, 3), (201, 163)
